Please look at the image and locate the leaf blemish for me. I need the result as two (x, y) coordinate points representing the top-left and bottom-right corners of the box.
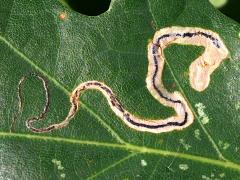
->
(59, 12), (67, 21)
(60, 173), (66, 178)
(141, 159), (147, 167)
(235, 102), (240, 111)
(194, 129), (201, 140)
(219, 173), (225, 178)
(52, 158), (66, 178)
(202, 172), (226, 180)
(202, 174), (210, 180)
(218, 140), (230, 150)
(195, 103), (209, 125)
(179, 164), (189, 171)
(52, 158), (64, 170)
(179, 139), (191, 151)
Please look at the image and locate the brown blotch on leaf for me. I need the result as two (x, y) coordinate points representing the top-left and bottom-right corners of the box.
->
(59, 12), (67, 21)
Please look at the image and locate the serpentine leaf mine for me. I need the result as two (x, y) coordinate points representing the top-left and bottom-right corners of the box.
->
(16, 27), (229, 133)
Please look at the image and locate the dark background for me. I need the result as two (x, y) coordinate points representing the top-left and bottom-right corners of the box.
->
(64, 0), (239, 22)
(219, 0), (239, 22)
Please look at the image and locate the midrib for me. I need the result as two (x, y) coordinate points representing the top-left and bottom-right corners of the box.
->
(0, 131), (240, 172)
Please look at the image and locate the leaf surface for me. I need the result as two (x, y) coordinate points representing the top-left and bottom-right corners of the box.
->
(0, 0), (240, 179)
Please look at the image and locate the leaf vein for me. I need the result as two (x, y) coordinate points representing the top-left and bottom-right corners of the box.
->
(87, 153), (137, 179)
(0, 132), (240, 172)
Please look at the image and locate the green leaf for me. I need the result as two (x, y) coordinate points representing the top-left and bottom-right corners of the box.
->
(1, 0), (240, 179)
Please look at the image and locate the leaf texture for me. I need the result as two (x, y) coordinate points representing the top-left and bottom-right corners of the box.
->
(0, 0), (240, 179)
